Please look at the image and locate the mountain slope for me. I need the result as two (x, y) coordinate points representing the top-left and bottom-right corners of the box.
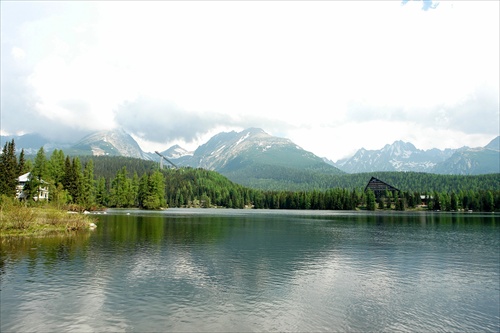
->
(335, 140), (456, 173)
(189, 128), (340, 171)
(6, 128), (498, 181)
(432, 136), (500, 175)
(485, 136), (500, 151)
(151, 144), (194, 166)
(171, 128), (344, 187)
(69, 129), (150, 159)
(0, 133), (59, 155)
(161, 145), (193, 159)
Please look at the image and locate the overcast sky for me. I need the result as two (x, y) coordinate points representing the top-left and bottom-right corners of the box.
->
(1, 0), (498, 161)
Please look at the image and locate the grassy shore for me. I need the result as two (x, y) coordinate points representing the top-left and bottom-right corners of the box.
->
(0, 200), (97, 237)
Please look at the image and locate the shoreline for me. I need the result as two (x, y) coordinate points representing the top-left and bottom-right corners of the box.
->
(0, 206), (97, 237)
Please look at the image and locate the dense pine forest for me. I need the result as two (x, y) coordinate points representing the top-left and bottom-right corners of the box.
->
(1, 140), (500, 212)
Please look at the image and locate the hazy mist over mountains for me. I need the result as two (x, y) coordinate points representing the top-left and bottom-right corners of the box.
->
(2, 128), (498, 176)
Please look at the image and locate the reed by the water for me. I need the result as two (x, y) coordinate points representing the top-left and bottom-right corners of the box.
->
(0, 197), (97, 237)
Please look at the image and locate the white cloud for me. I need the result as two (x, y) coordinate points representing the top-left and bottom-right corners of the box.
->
(11, 46), (26, 60)
(1, 0), (498, 159)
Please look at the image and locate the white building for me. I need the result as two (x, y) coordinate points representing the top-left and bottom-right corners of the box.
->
(17, 172), (49, 201)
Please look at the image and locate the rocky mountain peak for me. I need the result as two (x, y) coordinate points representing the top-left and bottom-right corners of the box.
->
(381, 141), (417, 156)
(161, 145), (193, 159)
(72, 128), (147, 159)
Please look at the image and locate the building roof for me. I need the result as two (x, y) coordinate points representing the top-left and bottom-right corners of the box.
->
(364, 176), (400, 193)
(18, 172), (30, 182)
(18, 172), (48, 184)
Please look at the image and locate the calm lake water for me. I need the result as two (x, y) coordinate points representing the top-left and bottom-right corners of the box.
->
(1, 209), (499, 332)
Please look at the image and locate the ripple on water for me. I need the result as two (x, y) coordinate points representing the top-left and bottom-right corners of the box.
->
(1, 212), (499, 332)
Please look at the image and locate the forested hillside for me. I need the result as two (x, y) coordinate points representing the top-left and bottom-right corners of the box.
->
(79, 156), (158, 180)
(2, 141), (500, 212)
(79, 156), (500, 193)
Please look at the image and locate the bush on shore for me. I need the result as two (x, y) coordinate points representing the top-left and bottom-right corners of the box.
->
(0, 195), (97, 237)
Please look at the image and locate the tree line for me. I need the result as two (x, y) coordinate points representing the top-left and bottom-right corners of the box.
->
(229, 166), (500, 193)
(0, 142), (165, 210)
(1, 140), (499, 212)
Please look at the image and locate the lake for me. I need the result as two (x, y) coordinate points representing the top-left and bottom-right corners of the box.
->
(1, 209), (499, 332)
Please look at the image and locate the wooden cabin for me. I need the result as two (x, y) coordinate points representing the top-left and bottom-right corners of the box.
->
(364, 176), (400, 199)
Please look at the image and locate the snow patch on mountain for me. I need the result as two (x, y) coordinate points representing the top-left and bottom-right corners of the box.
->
(234, 132), (250, 147)
(73, 128), (147, 159)
(336, 140), (454, 173)
(212, 145), (226, 156)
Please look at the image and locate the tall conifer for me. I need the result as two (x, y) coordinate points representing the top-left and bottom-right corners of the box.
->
(18, 149), (28, 175)
(0, 140), (18, 197)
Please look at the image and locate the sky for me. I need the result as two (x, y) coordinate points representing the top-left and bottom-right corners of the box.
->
(1, 0), (498, 161)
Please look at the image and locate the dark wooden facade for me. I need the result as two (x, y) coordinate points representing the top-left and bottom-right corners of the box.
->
(364, 177), (400, 198)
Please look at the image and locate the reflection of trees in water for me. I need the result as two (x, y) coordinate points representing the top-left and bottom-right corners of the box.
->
(1, 232), (92, 270)
(100, 214), (230, 245)
(2, 212), (495, 279)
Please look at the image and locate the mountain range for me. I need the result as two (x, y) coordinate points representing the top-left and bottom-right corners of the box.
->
(2, 129), (499, 181)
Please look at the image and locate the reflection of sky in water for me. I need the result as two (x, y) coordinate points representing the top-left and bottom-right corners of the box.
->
(1, 211), (499, 332)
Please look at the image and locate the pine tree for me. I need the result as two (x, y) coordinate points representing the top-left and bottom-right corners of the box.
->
(146, 170), (166, 209)
(48, 149), (66, 185)
(450, 192), (458, 211)
(18, 149), (29, 175)
(378, 196), (385, 209)
(366, 189), (376, 211)
(51, 182), (70, 208)
(432, 191), (441, 210)
(81, 160), (96, 209)
(110, 166), (134, 207)
(22, 173), (38, 201)
(96, 176), (108, 206)
(64, 157), (83, 204)
(482, 190), (494, 212)
(131, 172), (140, 207)
(138, 173), (149, 208)
(32, 147), (48, 182)
(0, 139), (18, 197)
(395, 193), (405, 211)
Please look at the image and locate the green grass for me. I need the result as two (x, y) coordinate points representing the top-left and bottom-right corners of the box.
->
(0, 201), (97, 237)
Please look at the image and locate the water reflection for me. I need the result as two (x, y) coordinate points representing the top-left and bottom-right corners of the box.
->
(1, 210), (499, 332)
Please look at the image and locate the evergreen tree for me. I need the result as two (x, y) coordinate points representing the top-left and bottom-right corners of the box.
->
(32, 147), (48, 182)
(482, 190), (494, 212)
(414, 192), (422, 207)
(109, 166), (135, 207)
(0, 140), (18, 197)
(432, 191), (441, 210)
(81, 160), (96, 209)
(18, 149), (29, 175)
(450, 192), (458, 211)
(48, 149), (66, 185)
(138, 173), (149, 208)
(200, 192), (211, 208)
(27, 147), (49, 202)
(51, 183), (70, 208)
(366, 189), (376, 211)
(96, 176), (108, 206)
(64, 157), (83, 204)
(63, 156), (72, 189)
(395, 193), (405, 211)
(378, 196), (385, 209)
(131, 172), (140, 207)
(143, 170), (166, 209)
(441, 192), (451, 211)
(22, 173), (38, 201)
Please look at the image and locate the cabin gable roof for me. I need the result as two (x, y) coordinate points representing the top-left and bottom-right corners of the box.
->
(364, 176), (400, 197)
